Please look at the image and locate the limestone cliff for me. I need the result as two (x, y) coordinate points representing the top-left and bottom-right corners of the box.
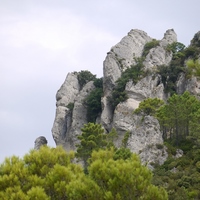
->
(51, 29), (200, 167)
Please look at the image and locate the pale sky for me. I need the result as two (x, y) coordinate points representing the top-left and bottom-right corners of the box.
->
(1, 0), (200, 162)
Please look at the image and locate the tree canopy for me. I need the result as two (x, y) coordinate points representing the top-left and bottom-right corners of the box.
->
(0, 145), (168, 200)
(156, 91), (200, 145)
(75, 122), (107, 169)
(135, 92), (200, 146)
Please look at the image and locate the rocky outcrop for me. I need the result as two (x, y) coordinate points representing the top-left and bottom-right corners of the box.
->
(143, 29), (177, 70)
(67, 81), (95, 150)
(127, 116), (167, 167)
(125, 74), (165, 101)
(110, 29), (152, 67)
(52, 72), (80, 147)
(34, 136), (48, 150)
(112, 100), (167, 168)
(176, 73), (200, 96)
(176, 31), (200, 96)
(52, 71), (96, 151)
(51, 29), (200, 167)
(101, 29), (152, 131)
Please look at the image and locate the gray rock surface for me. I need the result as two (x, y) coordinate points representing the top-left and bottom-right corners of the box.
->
(101, 29), (153, 132)
(110, 29), (152, 67)
(160, 29), (177, 47)
(143, 29), (177, 70)
(52, 76), (96, 151)
(34, 136), (48, 150)
(126, 74), (165, 101)
(130, 115), (168, 168)
(173, 149), (183, 159)
(56, 72), (80, 107)
(67, 81), (95, 150)
(52, 72), (80, 146)
(113, 100), (167, 167)
(51, 29), (200, 167)
(176, 73), (200, 96)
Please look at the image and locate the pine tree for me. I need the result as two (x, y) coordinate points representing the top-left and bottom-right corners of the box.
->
(156, 91), (200, 145)
(0, 145), (168, 199)
(88, 148), (168, 200)
(75, 123), (107, 169)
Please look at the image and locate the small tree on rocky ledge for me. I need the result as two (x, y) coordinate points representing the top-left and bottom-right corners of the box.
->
(75, 123), (107, 170)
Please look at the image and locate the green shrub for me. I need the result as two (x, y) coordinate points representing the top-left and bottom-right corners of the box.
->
(156, 143), (164, 149)
(142, 39), (160, 57)
(85, 78), (103, 123)
(157, 64), (184, 94)
(191, 33), (200, 47)
(77, 70), (96, 89)
(178, 139), (193, 153)
(110, 59), (145, 109)
(187, 59), (200, 77)
(85, 88), (103, 123)
(113, 147), (132, 160)
(184, 46), (200, 60)
(168, 161), (177, 170)
(164, 142), (177, 156)
(134, 98), (164, 116)
(166, 42), (185, 54)
(67, 102), (74, 111)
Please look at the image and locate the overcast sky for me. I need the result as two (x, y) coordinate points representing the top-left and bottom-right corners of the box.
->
(1, 0), (200, 162)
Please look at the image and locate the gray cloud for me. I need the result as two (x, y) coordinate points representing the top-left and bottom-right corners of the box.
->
(1, 0), (200, 162)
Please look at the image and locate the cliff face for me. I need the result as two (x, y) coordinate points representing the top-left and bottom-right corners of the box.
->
(51, 29), (200, 166)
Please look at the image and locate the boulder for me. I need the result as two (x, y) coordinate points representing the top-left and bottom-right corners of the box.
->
(34, 136), (48, 150)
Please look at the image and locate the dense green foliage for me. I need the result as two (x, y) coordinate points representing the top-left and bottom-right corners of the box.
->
(157, 64), (184, 94)
(187, 59), (200, 77)
(89, 148), (168, 200)
(110, 59), (145, 109)
(166, 42), (185, 54)
(85, 78), (103, 122)
(157, 40), (200, 94)
(77, 70), (96, 89)
(0, 146), (76, 199)
(135, 92), (200, 146)
(156, 42), (185, 94)
(156, 91), (200, 145)
(135, 92), (200, 199)
(76, 70), (104, 123)
(142, 39), (160, 57)
(75, 123), (107, 169)
(76, 122), (134, 163)
(134, 98), (164, 116)
(153, 142), (200, 200)
(0, 146), (167, 199)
